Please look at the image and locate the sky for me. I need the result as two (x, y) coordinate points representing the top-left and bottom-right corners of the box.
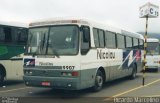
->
(0, 0), (160, 33)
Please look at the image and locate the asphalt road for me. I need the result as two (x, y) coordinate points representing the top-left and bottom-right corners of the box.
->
(0, 72), (160, 103)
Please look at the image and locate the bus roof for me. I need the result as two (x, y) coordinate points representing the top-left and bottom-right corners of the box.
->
(147, 38), (159, 42)
(29, 18), (89, 27)
(29, 18), (144, 40)
(0, 21), (28, 28)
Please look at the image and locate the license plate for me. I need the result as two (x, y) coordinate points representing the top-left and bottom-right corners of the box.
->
(41, 82), (50, 86)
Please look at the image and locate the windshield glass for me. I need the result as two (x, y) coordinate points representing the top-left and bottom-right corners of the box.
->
(27, 28), (48, 54)
(147, 42), (159, 55)
(27, 25), (79, 55)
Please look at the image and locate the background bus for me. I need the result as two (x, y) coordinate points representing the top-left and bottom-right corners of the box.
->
(146, 38), (160, 71)
(0, 21), (28, 84)
(23, 18), (144, 91)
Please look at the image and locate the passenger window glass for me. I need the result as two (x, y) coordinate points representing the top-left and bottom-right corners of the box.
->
(81, 26), (90, 55)
(0, 27), (5, 42)
(17, 28), (28, 44)
(117, 34), (125, 49)
(133, 38), (138, 49)
(99, 30), (105, 48)
(139, 39), (144, 49)
(105, 31), (116, 48)
(126, 36), (132, 48)
(93, 28), (99, 47)
(4, 27), (12, 42)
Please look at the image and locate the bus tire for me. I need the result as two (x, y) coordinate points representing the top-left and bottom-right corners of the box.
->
(0, 69), (4, 84)
(92, 70), (103, 92)
(129, 64), (137, 80)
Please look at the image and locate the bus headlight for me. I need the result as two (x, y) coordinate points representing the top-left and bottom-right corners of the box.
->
(61, 71), (79, 77)
(24, 70), (33, 75)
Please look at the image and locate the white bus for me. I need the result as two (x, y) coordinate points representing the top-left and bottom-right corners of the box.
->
(23, 18), (144, 91)
(146, 38), (160, 71)
(0, 21), (28, 84)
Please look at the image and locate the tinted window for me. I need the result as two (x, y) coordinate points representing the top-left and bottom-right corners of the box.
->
(82, 26), (90, 43)
(4, 27), (12, 42)
(17, 28), (28, 44)
(0, 26), (27, 44)
(0, 27), (5, 42)
(81, 26), (90, 55)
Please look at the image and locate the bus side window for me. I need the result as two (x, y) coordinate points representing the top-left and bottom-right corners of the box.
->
(133, 38), (138, 49)
(98, 29), (105, 48)
(0, 27), (5, 43)
(4, 27), (12, 43)
(93, 28), (99, 47)
(139, 39), (144, 49)
(81, 26), (90, 55)
(126, 36), (133, 49)
(17, 28), (28, 44)
(105, 31), (116, 48)
(117, 34), (125, 49)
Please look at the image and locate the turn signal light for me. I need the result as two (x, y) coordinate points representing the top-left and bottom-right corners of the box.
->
(72, 71), (79, 76)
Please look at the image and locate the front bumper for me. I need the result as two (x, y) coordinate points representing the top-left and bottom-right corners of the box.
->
(23, 76), (81, 90)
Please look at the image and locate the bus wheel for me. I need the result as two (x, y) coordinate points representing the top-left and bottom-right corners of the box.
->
(0, 69), (4, 84)
(92, 70), (103, 92)
(129, 64), (137, 80)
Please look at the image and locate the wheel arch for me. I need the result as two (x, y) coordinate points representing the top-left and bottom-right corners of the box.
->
(96, 66), (106, 82)
(134, 62), (137, 72)
(0, 64), (6, 77)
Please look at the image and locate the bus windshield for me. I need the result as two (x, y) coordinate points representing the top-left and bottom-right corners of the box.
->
(27, 25), (79, 55)
(147, 42), (159, 55)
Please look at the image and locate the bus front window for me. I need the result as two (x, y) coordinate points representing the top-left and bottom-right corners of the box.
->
(47, 25), (79, 55)
(27, 25), (79, 55)
(147, 42), (159, 55)
(27, 28), (49, 54)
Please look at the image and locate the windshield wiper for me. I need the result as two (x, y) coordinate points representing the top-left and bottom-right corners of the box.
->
(26, 32), (33, 55)
(36, 33), (46, 54)
(51, 48), (60, 58)
(41, 33), (46, 51)
(46, 33), (59, 58)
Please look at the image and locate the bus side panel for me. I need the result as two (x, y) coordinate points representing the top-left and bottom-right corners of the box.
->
(135, 50), (143, 73)
(146, 55), (160, 70)
(79, 49), (121, 88)
(79, 49), (143, 89)
(10, 60), (24, 80)
(0, 60), (12, 79)
(80, 67), (96, 89)
(0, 44), (24, 80)
(0, 60), (23, 80)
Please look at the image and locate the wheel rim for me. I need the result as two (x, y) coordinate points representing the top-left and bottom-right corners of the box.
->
(133, 69), (136, 78)
(96, 76), (103, 87)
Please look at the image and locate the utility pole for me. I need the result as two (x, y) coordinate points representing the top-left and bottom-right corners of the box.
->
(139, 2), (159, 86)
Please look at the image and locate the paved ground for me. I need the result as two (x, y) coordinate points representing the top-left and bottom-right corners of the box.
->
(0, 72), (160, 103)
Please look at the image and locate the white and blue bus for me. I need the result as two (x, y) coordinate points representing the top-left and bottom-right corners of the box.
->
(0, 21), (28, 84)
(23, 18), (144, 91)
(146, 38), (160, 71)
